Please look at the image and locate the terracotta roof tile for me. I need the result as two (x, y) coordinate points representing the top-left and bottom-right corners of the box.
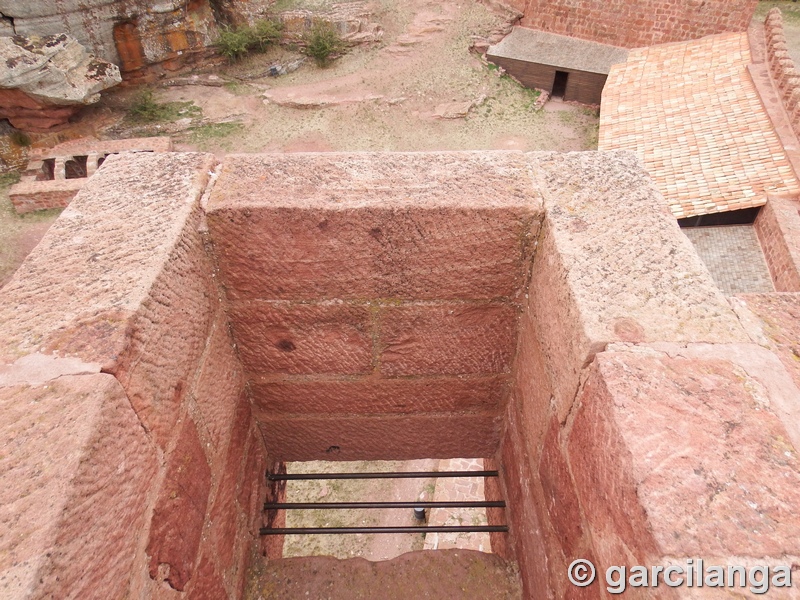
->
(599, 32), (800, 219)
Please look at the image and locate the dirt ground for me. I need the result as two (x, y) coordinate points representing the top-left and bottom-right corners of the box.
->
(281, 460), (440, 560)
(0, 175), (61, 287)
(0, 0), (600, 289)
(89, 0), (600, 155)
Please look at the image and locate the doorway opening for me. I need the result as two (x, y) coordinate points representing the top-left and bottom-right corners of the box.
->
(552, 70), (569, 98)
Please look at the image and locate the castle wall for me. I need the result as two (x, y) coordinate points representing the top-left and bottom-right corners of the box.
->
(754, 195), (800, 292)
(512, 0), (758, 48)
(0, 152), (272, 599)
(492, 152), (800, 598)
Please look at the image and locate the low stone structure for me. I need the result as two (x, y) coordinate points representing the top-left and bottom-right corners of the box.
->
(8, 136), (173, 213)
(1, 150), (799, 599)
(487, 27), (628, 104)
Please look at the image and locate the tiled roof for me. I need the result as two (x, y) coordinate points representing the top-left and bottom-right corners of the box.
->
(599, 32), (800, 219)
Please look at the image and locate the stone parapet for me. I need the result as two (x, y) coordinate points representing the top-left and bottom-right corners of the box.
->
(765, 8), (800, 142)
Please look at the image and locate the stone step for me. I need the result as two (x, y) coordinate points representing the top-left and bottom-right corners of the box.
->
(245, 549), (521, 600)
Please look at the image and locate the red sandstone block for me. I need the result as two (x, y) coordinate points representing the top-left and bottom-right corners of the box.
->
(0, 375), (158, 600)
(187, 554), (228, 600)
(190, 311), (246, 464)
(250, 375), (507, 415)
(230, 301), (373, 375)
(240, 428), (268, 537)
(567, 351), (800, 568)
(207, 153), (541, 301)
(257, 413), (501, 461)
(147, 417), (212, 591)
(210, 205), (537, 301)
(496, 404), (554, 598)
(110, 208), (219, 449)
(538, 417), (585, 560)
(379, 303), (517, 376)
(508, 297), (552, 451)
(737, 293), (800, 390)
(207, 396), (252, 577)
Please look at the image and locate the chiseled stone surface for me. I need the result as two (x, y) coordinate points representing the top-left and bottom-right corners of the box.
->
(0, 151), (216, 449)
(230, 301), (373, 375)
(735, 293), (800, 391)
(568, 350), (800, 569)
(529, 151), (748, 416)
(251, 375), (506, 415)
(257, 413), (501, 461)
(146, 417), (212, 592)
(0, 374), (158, 600)
(380, 302), (517, 376)
(206, 152), (542, 301)
(189, 311), (246, 465)
(0, 151), (214, 364)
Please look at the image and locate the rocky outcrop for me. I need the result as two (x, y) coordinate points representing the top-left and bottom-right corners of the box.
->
(0, 34), (121, 131)
(0, 0), (226, 81)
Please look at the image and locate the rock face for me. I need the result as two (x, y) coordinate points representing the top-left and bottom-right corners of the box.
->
(0, 0), (224, 81)
(0, 34), (121, 131)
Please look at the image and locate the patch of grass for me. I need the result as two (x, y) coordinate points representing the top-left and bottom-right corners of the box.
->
(189, 122), (244, 144)
(303, 20), (346, 67)
(216, 18), (284, 62)
(0, 172), (20, 188)
(126, 89), (201, 123)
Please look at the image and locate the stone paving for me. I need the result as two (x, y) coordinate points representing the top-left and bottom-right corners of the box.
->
(423, 458), (492, 553)
(682, 225), (774, 294)
(600, 32), (800, 219)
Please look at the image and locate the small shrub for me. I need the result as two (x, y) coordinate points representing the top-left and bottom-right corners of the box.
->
(304, 21), (345, 67)
(128, 89), (167, 122)
(216, 18), (283, 61)
(9, 130), (31, 147)
(0, 171), (21, 188)
(216, 26), (254, 61)
(251, 19), (283, 52)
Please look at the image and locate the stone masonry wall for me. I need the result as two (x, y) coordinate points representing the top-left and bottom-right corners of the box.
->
(754, 194), (800, 292)
(764, 8), (800, 146)
(3, 150), (800, 600)
(506, 0), (758, 48)
(0, 152), (271, 599)
(492, 152), (800, 598)
(207, 152), (542, 462)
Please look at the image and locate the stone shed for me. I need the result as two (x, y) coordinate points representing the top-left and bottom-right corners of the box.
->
(487, 27), (628, 105)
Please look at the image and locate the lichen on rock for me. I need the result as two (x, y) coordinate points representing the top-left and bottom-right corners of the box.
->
(0, 33), (121, 131)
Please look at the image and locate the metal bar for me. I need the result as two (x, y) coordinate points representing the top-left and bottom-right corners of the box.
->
(267, 470), (499, 481)
(260, 525), (509, 535)
(264, 500), (506, 510)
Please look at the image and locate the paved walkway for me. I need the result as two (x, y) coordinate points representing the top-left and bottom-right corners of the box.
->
(683, 225), (774, 294)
